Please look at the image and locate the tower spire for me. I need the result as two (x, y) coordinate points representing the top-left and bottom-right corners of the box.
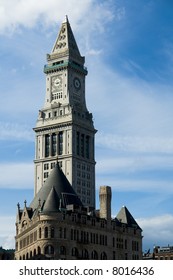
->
(50, 16), (83, 65)
(63, 15), (68, 23)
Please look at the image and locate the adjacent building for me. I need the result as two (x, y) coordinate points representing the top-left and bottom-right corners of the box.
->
(153, 246), (173, 260)
(14, 16), (142, 260)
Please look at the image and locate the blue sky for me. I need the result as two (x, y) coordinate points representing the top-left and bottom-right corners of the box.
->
(0, 0), (173, 252)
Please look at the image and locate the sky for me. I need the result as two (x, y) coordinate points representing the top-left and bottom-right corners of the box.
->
(0, 0), (173, 252)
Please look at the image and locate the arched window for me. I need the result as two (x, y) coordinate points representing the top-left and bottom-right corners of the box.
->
(100, 252), (107, 260)
(38, 246), (41, 255)
(30, 251), (32, 259)
(91, 250), (98, 260)
(71, 247), (78, 257)
(60, 246), (66, 255)
(51, 227), (55, 238)
(44, 227), (48, 238)
(44, 245), (54, 255)
(34, 249), (36, 256)
(82, 249), (89, 259)
(26, 253), (29, 260)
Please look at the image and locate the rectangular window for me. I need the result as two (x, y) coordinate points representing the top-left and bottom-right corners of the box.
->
(58, 132), (63, 155)
(71, 229), (73, 240)
(51, 162), (56, 169)
(52, 133), (57, 156)
(44, 163), (49, 170)
(81, 134), (84, 157)
(76, 132), (80, 155)
(64, 228), (66, 239)
(44, 172), (49, 178)
(125, 239), (127, 249)
(45, 134), (50, 157)
(86, 135), (90, 159)
(113, 237), (115, 247)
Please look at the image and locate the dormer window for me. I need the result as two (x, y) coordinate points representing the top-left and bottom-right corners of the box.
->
(22, 220), (27, 227)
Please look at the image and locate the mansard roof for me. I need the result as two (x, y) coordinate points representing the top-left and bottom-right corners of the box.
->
(30, 163), (83, 212)
(116, 206), (141, 230)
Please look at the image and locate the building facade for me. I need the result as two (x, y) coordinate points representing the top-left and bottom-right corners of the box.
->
(153, 246), (173, 260)
(14, 17), (142, 260)
(34, 16), (96, 208)
(143, 245), (173, 260)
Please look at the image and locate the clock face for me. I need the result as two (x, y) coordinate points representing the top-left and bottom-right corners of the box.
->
(73, 77), (81, 90)
(52, 75), (62, 92)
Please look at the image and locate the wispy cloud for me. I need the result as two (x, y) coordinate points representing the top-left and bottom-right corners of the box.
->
(0, 0), (173, 252)
(97, 134), (173, 154)
(88, 63), (173, 137)
(137, 214), (173, 249)
(0, 0), (116, 35)
(96, 155), (173, 174)
(0, 122), (34, 141)
(96, 177), (173, 194)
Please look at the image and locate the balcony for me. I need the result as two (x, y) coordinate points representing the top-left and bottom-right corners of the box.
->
(44, 60), (87, 75)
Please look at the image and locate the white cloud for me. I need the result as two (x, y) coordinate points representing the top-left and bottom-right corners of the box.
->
(137, 214), (173, 249)
(0, 0), (116, 35)
(96, 177), (173, 193)
(0, 216), (15, 249)
(96, 134), (173, 154)
(0, 0), (120, 65)
(0, 163), (34, 189)
(87, 56), (173, 199)
(0, 0), (82, 32)
(0, 122), (34, 141)
(87, 56), (173, 136)
(96, 155), (173, 174)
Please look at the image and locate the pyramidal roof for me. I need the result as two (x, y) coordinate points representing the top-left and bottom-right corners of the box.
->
(51, 16), (83, 63)
(116, 206), (141, 230)
(42, 186), (60, 212)
(30, 164), (83, 212)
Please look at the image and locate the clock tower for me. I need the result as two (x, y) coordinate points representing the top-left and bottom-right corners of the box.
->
(34, 16), (96, 208)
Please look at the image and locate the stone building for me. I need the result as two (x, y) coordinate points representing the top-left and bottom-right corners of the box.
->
(143, 245), (173, 260)
(14, 16), (142, 260)
(153, 246), (173, 260)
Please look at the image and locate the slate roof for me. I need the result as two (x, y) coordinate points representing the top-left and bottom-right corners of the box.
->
(116, 206), (141, 230)
(42, 186), (60, 213)
(30, 164), (83, 212)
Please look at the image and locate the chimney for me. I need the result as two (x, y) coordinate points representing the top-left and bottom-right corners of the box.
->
(99, 186), (112, 221)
